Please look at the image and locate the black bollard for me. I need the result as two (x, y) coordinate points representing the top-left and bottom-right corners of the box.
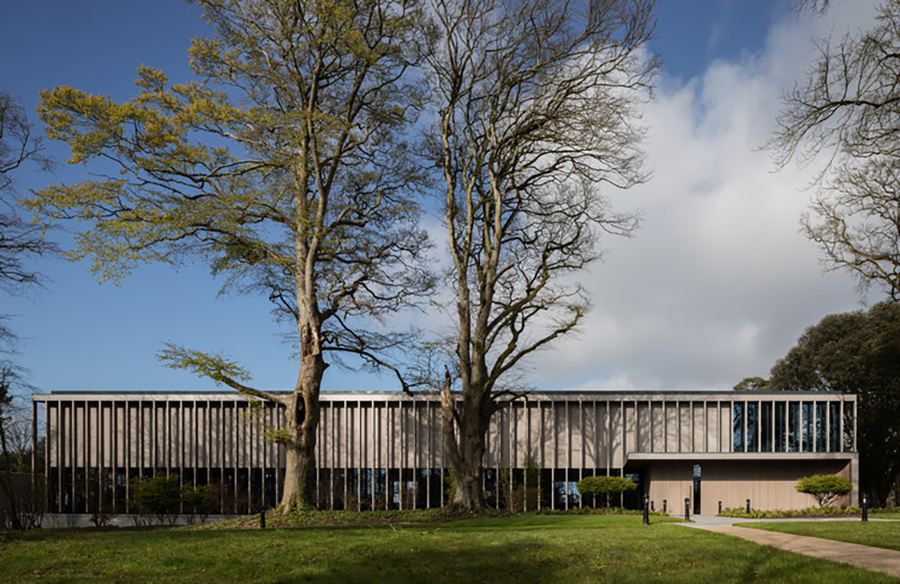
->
(651, 500), (655, 512)
(746, 499), (751, 515)
(862, 495), (868, 522)
(260, 507), (266, 529)
(684, 497), (690, 521)
(718, 500), (722, 514)
(643, 494), (650, 525)
(663, 499), (667, 513)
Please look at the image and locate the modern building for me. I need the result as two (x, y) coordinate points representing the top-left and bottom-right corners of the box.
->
(32, 390), (858, 516)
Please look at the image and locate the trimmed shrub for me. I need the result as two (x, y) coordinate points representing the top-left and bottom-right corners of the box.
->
(131, 474), (182, 525)
(576, 476), (637, 508)
(795, 474), (853, 508)
(718, 505), (861, 519)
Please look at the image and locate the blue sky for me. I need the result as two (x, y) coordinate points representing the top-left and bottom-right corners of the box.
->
(0, 0), (881, 393)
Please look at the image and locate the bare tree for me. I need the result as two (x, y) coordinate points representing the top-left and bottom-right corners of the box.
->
(426, 0), (656, 509)
(0, 92), (50, 193)
(771, 0), (900, 300)
(796, 0), (833, 15)
(0, 92), (54, 347)
(29, 0), (433, 512)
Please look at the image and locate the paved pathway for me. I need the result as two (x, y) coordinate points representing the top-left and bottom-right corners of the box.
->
(680, 516), (900, 579)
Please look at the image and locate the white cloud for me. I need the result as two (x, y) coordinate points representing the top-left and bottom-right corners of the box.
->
(526, 1), (882, 391)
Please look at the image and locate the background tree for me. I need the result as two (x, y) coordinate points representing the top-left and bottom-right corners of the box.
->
(771, 0), (900, 300)
(28, 0), (432, 512)
(733, 376), (769, 391)
(0, 93), (53, 530)
(768, 302), (900, 506)
(0, 91), (54, 348)
(426, 0), (655, 509)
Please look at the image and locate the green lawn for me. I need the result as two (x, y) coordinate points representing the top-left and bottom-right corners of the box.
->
(741, 519), (900, 552)
(1, 515), (897, 583)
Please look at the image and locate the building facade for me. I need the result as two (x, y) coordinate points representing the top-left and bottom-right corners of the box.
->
(32, 390), (858, 516)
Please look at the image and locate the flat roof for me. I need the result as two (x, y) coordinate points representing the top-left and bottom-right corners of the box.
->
(32, 389), (856, 402)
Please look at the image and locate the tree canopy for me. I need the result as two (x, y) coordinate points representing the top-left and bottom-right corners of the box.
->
(771, 0), (900, 300)
(768, 302), (900, 505)
(427, 0), (655, 509)
(28, 0), (433, 512)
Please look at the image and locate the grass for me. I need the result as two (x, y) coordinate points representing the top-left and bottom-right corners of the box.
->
(1, 514), (897, 583)
(741, 520), (900, 552)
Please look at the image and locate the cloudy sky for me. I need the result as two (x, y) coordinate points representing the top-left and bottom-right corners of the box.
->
(0, 0), (883, 393)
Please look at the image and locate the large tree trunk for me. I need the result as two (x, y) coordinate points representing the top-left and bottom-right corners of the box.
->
(279, 319), (327, 514)
(441, 371), (489, 510)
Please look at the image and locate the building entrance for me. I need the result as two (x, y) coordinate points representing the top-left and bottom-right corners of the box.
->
(693, 464), (701, 515)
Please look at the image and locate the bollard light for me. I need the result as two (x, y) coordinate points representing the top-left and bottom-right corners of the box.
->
(746, 498), (751, 515)
(718, 500), (722, 514)
(260, 507), (266, 529)
(663, 499), (667, 513)
(684, 497), (690, 521)
(643, 494), (650, 526)
(862, 494), (868, 522)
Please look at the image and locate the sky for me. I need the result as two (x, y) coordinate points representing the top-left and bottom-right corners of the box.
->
(0, 0), (884, 394)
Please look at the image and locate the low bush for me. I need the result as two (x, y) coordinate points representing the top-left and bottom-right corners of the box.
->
(795, 474), (853, 508)
(536, 507), (666, 517)
(131, 475), (182, 525)
(718, 506), (861, 519)
(576, 476), (637, 508)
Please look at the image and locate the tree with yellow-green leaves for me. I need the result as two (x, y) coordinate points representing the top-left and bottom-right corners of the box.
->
(27, 0), (434, 513)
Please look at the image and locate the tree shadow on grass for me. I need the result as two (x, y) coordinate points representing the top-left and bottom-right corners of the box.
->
(266, 533), (562, 584)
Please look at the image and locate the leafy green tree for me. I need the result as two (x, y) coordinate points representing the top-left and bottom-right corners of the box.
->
(576, 476), (637, 508)
(733, 377), (769, 391)
(28, 0), (432, 513)
(427, 0), (656, 510)
(795, 474), (853, 508)
(768, 302), (900, 505)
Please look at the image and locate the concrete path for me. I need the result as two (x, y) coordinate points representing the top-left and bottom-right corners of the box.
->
(681, 516), (900, 579)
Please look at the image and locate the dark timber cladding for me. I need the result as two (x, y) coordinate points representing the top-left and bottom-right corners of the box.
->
(32, 391), (859, 515)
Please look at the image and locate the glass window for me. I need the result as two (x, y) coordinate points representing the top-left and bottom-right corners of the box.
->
(746, 402), (759, 453)
(732, 403), (745, 452)
(774, 402), (786, 452)
(829, 402), (840, 452)
(567, 481), (581, 508)
(483, 468), (498, 509)
(760, 402), (773, 452)
(802, 402), (814, 452)
(554, 475), (566, 509)
(788, 402), (800, 452)
(540, 469), (553, 509)
(844, 402), (855, 451)
(815, 402), (828, 452)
